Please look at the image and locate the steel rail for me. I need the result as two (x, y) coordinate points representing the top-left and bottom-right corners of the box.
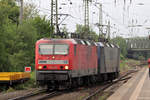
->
(9, 89), (62, 100)
(9, 89), (47, 100)
(83, 69), (139, 100)
(36, 91), (62, 100)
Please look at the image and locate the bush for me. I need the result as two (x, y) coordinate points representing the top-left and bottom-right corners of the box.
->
(120, 54), (125, 60)
(111, 37), (127, 57)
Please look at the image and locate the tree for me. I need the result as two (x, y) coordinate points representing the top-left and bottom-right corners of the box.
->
(62, 26), (68, 35)
(111, 37), (127, 57)
(9, 22), (37, 71)
(31, 16), (53, 39)
(0, 0), (19, 24)
(0, 0), (19, 71)
(23, 3), (39, 20)
(75, 24), (98, 41)
(0, 0), (54, 72)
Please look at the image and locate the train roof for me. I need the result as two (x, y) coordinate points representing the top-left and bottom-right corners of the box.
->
(97, 42), (120, 48)
(37, 38), (98, 46)
(37, 38), (120, 48)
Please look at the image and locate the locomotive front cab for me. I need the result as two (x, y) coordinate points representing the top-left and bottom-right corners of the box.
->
(35, 39), (73, 87)
(37, 43), (70, 70)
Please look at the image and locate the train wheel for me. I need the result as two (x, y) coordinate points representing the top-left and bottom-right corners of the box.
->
(89, 76), (95, 85)
(92, 76), (97, 84)
(116, 72), (119, 78)
(77, 77), (83, 86)
(103, 74), (108, 81)
(72, 78), (78, 88)
(47, 81), (59, 90)
(84, 76), (91, 86)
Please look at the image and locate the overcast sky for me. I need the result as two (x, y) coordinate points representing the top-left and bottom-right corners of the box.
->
(23, 0), (150, 38)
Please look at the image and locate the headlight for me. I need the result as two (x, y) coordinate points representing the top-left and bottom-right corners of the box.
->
(38, 66), (42, 69)
(65, 66), (69, 70)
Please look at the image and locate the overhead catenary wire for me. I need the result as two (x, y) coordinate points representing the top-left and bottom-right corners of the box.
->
(93, 3), (128, 29)
(24, 0), (131, 35)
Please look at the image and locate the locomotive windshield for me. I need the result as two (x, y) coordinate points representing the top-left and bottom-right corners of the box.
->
(39, 44), (69, 55)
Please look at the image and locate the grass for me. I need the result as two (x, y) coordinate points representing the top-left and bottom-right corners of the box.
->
(14, 70), (37, 90)
(78, 93), (89, 100)
(120, 59), (129, 72)
(120, 59), (141, 72)
(6, 87), (15, 93)
(98, 92), (110, 100)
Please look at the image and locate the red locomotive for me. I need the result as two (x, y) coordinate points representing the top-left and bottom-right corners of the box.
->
(35, 38), (120, 89)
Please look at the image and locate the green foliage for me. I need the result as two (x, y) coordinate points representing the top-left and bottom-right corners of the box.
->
(111, 37), (127, 58)
(23, 3), (39, 20)
(120, 60), (128, 72)
(14, 71), (36, 90)
(120, 59), (140, 72)
(31, 16), (52, 39)
(0, 0), (20, 71)
(75, 24), (98, 41)
(120, 54), (125, 60)
(0, 0), (19, 24)
(6, 87), (15, 93)
(26, 70), (36, 88)
(62, 26), (68, 37)
(0, 0), (53, 72)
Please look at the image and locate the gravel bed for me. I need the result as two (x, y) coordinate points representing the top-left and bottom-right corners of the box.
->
(0, 88), (37, 100)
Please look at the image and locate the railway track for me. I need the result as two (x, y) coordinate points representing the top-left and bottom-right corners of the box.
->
(8, 89), (46, 100)
(27, 91), (61, 100)
(9, 89), (61, 100)
(9, 65), (142, 100)
(83, 68), (139, 100)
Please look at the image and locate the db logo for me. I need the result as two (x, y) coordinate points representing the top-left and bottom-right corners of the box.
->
(25, 67), (31, 72)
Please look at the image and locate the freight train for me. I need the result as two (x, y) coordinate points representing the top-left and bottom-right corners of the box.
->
(35, 38), (120, 89)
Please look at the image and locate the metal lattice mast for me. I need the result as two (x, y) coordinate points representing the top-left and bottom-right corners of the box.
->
(99, 3), (102, 36)
(55, 0), (58, 33)
(51, 0), (53, 27)
(51, 0), (59, 34)
(107, 21), (110, 39)
(84, 0), (89, 29)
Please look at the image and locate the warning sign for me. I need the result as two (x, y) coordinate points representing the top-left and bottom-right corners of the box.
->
(25, 67), (31, 72)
